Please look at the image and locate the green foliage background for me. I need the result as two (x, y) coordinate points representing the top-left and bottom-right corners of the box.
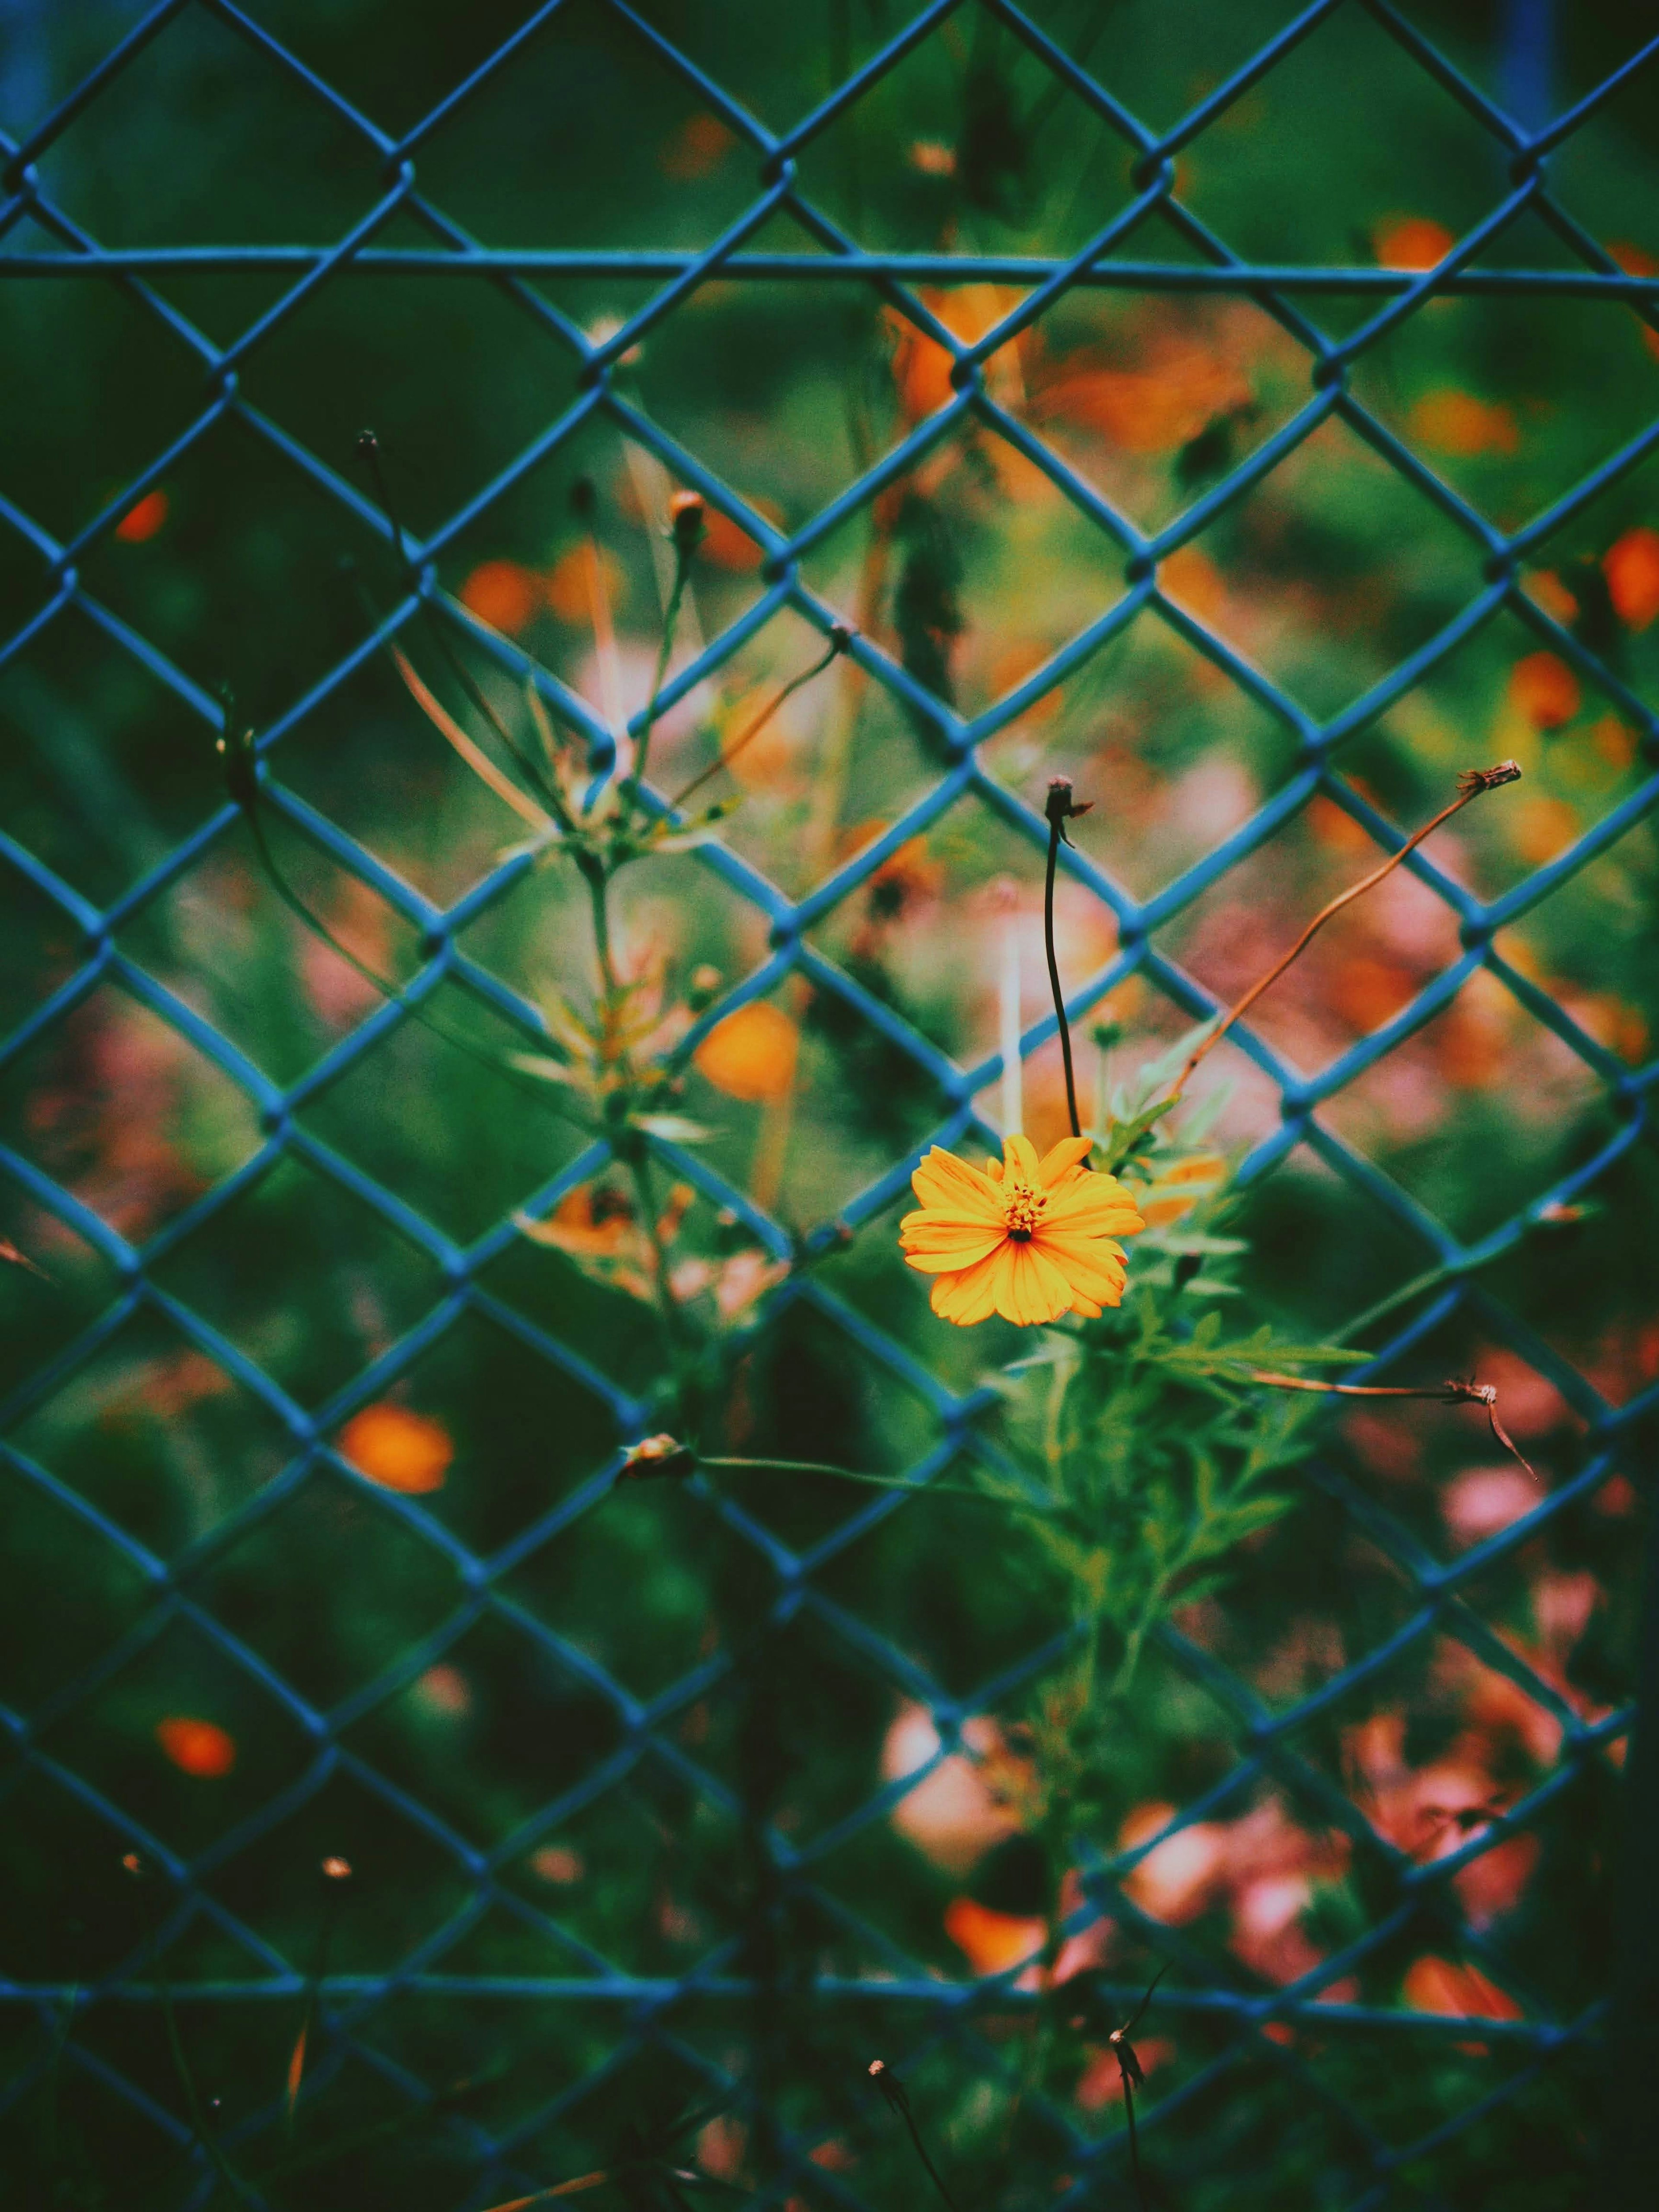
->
(2, 4), (1657, 2209)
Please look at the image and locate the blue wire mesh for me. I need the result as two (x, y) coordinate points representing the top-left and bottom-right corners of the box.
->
(1, 3), (1656, 2207)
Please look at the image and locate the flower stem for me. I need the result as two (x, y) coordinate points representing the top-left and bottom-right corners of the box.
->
(1244, 1369), (1537, 1480)
(629, 547), (692, 802)
(698, 1456), (1025, 1506)
(1167, 762), (1522, 1106)
(354, 433), (569, 820)
(670, 630), (850, 809)
(1042, 790), (1081, 1139)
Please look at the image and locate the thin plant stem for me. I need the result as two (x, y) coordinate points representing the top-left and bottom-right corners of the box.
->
(629, 548), (692, 801)
(1122, 2076), (1146, 2212)
(579, 513), (629, 753)
(698, 1455), (1026, 1505)
(355, 434), (569, 820)
(1243, 1369), (1538, 1480)
(1043, 785), (1083, 1139)
(582, 860), (621, 1003)
(127, 1867), (259, 2209)
(1168, 763), (1522, 1106)
(671, 633), (849, 809)
(626, 1152), (693, 1378)
(225, 760), (586, 1131)
(388, 646), (554, 831)
(869, 2066), (961, 2212)
(284, 1862), (350, 2136)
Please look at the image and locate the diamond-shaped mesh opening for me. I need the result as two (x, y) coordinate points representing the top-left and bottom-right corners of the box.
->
(3, 1), (1656, 2204)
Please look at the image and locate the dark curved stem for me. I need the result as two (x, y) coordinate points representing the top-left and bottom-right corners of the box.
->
(898, 2103), (961, 2212)
(1043, 812), (1081, 1138)
(1122, 2074), (1147, 2212)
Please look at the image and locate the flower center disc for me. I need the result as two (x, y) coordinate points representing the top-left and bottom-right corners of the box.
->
(1002, 1184), (1047, 1241)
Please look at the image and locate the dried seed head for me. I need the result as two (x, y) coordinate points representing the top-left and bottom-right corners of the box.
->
(1044, 777), (1094, 838)
(1457, 759), (1523, 796)
(617, 1433), (696, 1483)
(667, 490), (706, 556)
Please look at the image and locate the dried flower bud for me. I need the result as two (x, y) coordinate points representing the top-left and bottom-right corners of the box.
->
(1044, 775), (1093, 847)
(1457, 759), (1522, 796)
(667, 490), (706, 556)
(868, 2058), (909, 2114)
(617, 1434), (696, 1483)
(829, 621), (855, 654)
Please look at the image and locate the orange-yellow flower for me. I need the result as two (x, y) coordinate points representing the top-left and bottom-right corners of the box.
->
(900, 1134), (1144, 1327)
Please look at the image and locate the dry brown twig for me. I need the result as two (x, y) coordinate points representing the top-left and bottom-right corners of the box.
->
(1242, 1371), (1538, 1482)
(1169, 761), (1523, 1106)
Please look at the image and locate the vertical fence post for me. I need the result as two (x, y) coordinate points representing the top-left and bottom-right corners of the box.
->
(1604, 1474), (1659, 2193)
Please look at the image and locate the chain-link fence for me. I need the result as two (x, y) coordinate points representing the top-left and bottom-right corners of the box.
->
(3, 3), (1658, 2207)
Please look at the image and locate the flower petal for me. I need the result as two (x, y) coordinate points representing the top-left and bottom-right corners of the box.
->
(1036, 1136), (1095, 1188)
(902, 1222), (1008, 1271)
(1002, 1133), (1042, 1184)
(1045, 1172), (1146, 1234)
(995, 1240), (1077, 1326)
(930, 1246), (1010, 1326)
(1035, 1231), (1128, 1303)
(911, 1147), (1004, 1220)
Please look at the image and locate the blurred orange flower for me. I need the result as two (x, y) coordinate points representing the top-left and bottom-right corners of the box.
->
(1374, 216), (1455, 270)
(659, 113), (735, 181)
(527, 1183), (638, 1259)
(884, 286), (1028, 421)
(1608, 241), (1659, 361)
(1509, 793), (1580, 864)
(1306, 793), (1373, 855)
(545, 543), (624, 624)
(1036, 347), (1247, 455)
(530, 1845), (585, 1884)
(867, 837), (944, 920)
(1076, 2036), (1176, 2110)
(1160, 544), (1227, 620)
(339, 1403), (454, 1494)
(1525, 570), (1578, 626)
(1138, 1151), (1226, 1228)
(944, 1896), (1046, 1977)
(1409, 390), (1519, 457)
(115, 489), (169, 543)
(882, 1703), (1026, 1874)
(1329, 955), (1417, 1033)
(460, 559), (539, 636)
(901, 1134), (1145, 1327)
(1507, 649), (1580, 730)
(695, 1001), (799, 1102)
(156, 1716), (236, 1777)
(699, 496), (786, 572)
(1592, 715), (1637, 771)
(1402, 1954), (1522, 2022)
(1604, 527), (1659, 630)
